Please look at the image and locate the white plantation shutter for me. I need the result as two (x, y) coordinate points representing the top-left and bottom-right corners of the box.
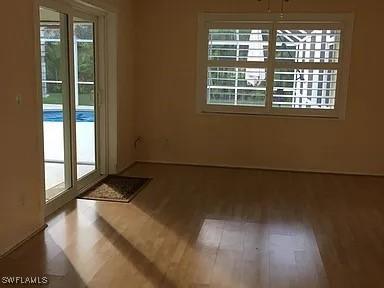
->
(207, 28), (270, 107)
(275, 29), (341, 63)
(273, 28), (341, 109)
(198, 13), (353, 118)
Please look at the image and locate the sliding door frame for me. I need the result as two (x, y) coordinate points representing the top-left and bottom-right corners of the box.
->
(61, 13), (73, 193)
(68, 11), (100, 190)
(36, 0), (113, 216)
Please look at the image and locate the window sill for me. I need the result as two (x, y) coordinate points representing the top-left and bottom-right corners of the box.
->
(199, 105), (344, 120)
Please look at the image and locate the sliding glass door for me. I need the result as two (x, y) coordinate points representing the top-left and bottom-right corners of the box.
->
(39, 5), (102, 205)
(73, 17), (97, 181)
(40, 7), (72, 201)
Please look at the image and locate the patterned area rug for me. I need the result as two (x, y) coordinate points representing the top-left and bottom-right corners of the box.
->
(79, 176), (151, 202)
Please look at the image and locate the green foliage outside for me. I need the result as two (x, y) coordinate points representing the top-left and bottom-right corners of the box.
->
(42, 24), (94, 106)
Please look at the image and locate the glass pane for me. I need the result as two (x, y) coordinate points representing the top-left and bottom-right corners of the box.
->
(40, 7), (71, 201)
(208, 29), (269, 61)
(275, 29), (341, 63)
(74, 18), (96, 180)
(207, 67), (267, 107)
(273, 68), (338, 109)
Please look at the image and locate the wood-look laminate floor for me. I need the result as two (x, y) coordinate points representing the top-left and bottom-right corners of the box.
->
(1, 163), (384, 288)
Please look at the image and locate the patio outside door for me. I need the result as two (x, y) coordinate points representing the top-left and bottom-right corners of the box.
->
(39, 5), (103, 208)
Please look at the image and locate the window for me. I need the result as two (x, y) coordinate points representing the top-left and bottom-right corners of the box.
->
(197, 13), (354, 118)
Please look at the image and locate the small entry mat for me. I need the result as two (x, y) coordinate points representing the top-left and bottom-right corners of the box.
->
(79, 176), (151, 203)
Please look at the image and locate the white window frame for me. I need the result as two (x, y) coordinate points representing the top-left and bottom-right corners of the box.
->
(196, 13), (354, 119)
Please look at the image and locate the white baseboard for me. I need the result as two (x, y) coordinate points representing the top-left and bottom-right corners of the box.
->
(135, 159), (384, 177)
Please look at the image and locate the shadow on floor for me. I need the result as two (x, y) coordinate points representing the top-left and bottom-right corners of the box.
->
(92, 213), (178, 288)
(0, 230), (86, 288)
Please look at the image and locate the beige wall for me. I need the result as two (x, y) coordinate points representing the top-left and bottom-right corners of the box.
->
(0, 0), (45, 256)
(0, 0), (135, 255)
(117, 0), (136, 171)
(133, 0), (384, 175)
